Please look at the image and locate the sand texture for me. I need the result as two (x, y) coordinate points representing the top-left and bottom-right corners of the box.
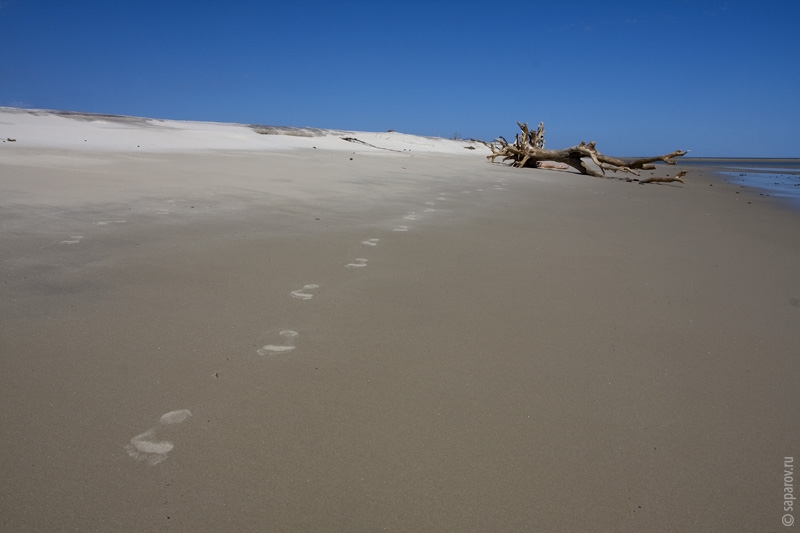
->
(1, 109), (799, 531)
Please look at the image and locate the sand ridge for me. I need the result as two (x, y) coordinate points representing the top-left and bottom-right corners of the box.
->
(0, 106), (487, 155)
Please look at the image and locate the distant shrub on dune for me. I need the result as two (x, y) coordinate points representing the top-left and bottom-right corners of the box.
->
(250, 125), (327, 137)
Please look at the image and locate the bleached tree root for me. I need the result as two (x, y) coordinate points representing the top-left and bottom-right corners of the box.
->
(488, 122), (688, 181)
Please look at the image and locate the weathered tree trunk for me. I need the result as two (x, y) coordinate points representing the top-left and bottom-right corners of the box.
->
(488, 122), (688, 181)
(639, 170), (688, 184)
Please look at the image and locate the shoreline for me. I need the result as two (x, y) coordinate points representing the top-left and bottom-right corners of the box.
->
(677, 159), (800, 210)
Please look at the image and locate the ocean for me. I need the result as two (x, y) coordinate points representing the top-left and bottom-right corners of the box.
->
(677, 158), (800, 206)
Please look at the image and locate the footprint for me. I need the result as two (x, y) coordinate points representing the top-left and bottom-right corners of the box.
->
(290, 284), (319, 300)
(361, 238), (380, 246)
(392, 226), (409, 232)
(125, 409), (192, 466)
(346, 258), (368, 268)
(257, 330), (298, 355)
(60, 236), (83, 245)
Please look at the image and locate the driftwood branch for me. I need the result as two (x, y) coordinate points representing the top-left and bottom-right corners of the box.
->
(340, 136), (403, 153)
(487, 122), (688, 181)
(639, 170), (688, 184)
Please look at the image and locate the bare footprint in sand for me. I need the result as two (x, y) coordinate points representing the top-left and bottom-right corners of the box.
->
(290, 284), (319, 300)
(361, 238), (380, 246)
(346, 258), (368, 268)
(126, 409), (192, 466)
(257, 330), (298, 355)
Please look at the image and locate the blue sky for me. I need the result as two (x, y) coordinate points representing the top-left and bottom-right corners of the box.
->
(1, 1), (798, 156)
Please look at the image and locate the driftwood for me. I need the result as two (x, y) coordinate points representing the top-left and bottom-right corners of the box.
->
(488, 122), (688, 181)
(341, 136), (403, 152)
(639, 170), (688, 184)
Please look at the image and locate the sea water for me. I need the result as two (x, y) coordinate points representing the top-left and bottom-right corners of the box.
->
(678, 158), (800, 206)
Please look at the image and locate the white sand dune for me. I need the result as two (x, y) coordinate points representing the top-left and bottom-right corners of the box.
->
(0, 107), (487, 155)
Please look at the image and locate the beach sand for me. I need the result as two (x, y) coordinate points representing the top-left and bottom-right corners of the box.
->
(1, 110), (799, 531)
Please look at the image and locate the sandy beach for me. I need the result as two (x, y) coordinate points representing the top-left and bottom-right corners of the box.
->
(1, 109), (799, 531)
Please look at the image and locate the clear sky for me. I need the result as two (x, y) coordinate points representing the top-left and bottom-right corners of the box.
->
(1, 1), (798, 156)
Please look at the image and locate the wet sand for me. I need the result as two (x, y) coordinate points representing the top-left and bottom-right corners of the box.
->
(1, 139), (799, 530)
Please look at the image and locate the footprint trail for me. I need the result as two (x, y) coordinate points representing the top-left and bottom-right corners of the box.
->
(346, 258), (368, 268)
(290, 284), (319, 300)
(257, 330), (298, 355)
(125, 409), (192, 466)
